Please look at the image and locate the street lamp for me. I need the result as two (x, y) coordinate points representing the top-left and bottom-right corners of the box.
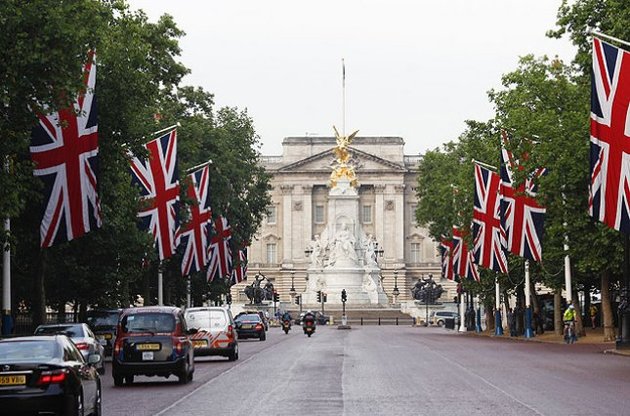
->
(289, 270), (296, 298)
(392, 270), (400, 303)
(424, 274), (434, 327)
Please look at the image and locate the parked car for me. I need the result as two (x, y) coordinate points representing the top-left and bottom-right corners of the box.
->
(86, 308), (122, 357)
(34, 323), (105, 375)
(234, 313), (266, 341)
(429, 311), (459, 326)
(0, 335), (102, 416)
(112, 306), (196, 386)
(184, 307), (239, 361)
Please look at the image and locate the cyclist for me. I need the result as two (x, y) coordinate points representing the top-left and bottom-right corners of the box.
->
(563, 304), (577, 344)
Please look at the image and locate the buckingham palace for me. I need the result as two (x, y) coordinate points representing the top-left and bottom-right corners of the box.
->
(233, 135), (454, 306)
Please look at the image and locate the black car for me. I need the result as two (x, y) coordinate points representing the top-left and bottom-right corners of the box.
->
(0, 335), (102, 416)
(86, 308), (122, 357)
(112, 306), (195, 386)
(234, 314), (266, 341)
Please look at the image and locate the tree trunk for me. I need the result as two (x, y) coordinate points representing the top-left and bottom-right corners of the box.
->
(601, 271), (616, 342)
(78, 301), (87, 323)
(573, 289), (586, 337)
(32, 250), (47, 327)
(554, 290), (563, 335)
(485, 302), (494, 331)
(142, 271), (151, 306)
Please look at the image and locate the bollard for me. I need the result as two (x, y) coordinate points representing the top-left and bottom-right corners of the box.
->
(378, 317), (381, 326)
(396, 317), (399, 326)
(361, 317), (363, 326)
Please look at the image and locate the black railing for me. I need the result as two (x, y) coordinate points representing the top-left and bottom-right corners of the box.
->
(347, 317), (413, 326)
(13, 312), (79, 335)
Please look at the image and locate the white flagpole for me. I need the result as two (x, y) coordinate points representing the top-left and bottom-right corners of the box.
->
(590, 30), (630, 49)
(495, 274), (503, 335)
(186, 159), (213, 174)
(186, 275), (191, 309)
(524, 260), (534, 338)
(152, 123), (179, 138)
(342, 58), (346, 137)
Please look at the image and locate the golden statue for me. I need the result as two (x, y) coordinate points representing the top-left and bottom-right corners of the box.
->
(330, 126), (359, 188)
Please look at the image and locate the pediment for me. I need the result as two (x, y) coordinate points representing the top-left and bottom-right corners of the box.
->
(277, 147), (406, 173)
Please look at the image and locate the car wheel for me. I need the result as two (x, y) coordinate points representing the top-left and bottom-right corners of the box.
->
(178, 362), (190, 384)
(437, 320), (444, 327)
(98, 362), (106, 376)
(113, 373), (124, 387)
(92, 382), (102, 416)
(66, 390), (84, 416)
(228, 345), (239, 361)
(259, 332), (266, 341)
(124, 375), (134, 385)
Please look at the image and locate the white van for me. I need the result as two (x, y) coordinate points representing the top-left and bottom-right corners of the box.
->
(184, 307), (239, 361)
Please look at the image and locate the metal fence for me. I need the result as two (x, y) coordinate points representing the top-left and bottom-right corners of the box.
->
(13, 312), (79, 335)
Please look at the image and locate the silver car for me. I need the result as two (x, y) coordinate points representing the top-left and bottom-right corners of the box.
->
(34, 323), (105, 374)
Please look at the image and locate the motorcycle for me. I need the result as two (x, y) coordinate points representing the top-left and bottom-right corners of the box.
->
(282, 319), (291, 334)
(302, 315), (316, 337)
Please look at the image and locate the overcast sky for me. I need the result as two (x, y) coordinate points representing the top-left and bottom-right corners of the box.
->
(129, 0), (576, 156)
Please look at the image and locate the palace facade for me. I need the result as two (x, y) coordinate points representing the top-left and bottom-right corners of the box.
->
(234, 136), (457, 305)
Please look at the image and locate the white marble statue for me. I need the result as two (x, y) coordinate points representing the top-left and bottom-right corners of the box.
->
(308, 234), (324, 268)
(326, 222), (357, 267)
(363, 234), (378, 266)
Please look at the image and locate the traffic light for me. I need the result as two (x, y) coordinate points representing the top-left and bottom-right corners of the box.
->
(317, 291), (322, 303)
(341, 289), (347, 303)
(323, 293), (327, 303)
(273, 291), (279, 303)
(294, 295), (301, 305)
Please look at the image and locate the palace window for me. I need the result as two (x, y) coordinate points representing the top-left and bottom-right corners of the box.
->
(362, 205), (372, 224)
(266, 243), (277, 264)
(314, 205), (325, 224)
(410, 242), (422, 263)
(266, 205), (277, 225)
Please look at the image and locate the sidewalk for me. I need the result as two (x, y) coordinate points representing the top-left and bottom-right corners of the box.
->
(464, 326), (630, 357)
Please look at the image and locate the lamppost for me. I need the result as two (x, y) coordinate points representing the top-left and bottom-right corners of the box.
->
(392, 270), (400, 304)
(424, 274), (434, 327)
(223, 275), (232, 310)
(289, 270), (296, 298)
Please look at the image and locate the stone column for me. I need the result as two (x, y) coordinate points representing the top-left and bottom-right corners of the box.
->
(374, 184), (386, 254)
(302, 185), (313, 259)
(280, 185), (294, 263)
(394, 184), (406, 263)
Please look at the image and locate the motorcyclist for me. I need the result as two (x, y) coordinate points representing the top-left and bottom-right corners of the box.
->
(281, 311), (292, 327)
(303, 310), (316, 326)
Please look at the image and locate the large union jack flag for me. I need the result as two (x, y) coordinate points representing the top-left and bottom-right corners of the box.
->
(452, 226), (480, 282)
(590, 37), (630, 233)
(30, 51), (101, 247)
(177, 165), (212, 276)
(130, 130), (180, 260)
(500, 131), (546, 262)
(232, 247), (247, 284)
(472, 163), (508, 273)
(439, 236), (454, 281)
(207, 216), (232, 282)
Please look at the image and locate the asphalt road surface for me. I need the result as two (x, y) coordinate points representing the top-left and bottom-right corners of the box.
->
(101, 326), (630, 416)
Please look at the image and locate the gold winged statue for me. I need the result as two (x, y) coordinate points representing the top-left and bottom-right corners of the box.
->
(330, 126), (360, 188)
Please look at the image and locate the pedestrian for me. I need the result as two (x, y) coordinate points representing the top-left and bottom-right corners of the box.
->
(507, 308), (517, 337)
(589, 304), (598, 329)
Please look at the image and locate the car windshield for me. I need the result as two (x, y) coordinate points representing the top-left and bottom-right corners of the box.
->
(236, 314), (260, 322)
(0, 340), (58, 362)
(121, 313), (175, 333)
(35, 325), (84, 338)
(86, 312), (119, 328)
(185, 310), (227, 329)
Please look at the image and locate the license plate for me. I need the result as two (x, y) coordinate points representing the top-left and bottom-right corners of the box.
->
(136, 343), (160, 351)
(142, 352), (154, 361)
(0, 375), (26, 386)
(240, 324), (252, 329)
(192, 340), (208, 348)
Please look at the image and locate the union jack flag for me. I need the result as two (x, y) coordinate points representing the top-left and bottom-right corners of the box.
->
(177, 165), (212, 276)
(590, 37), (630, 233)
(30, 51), (101, 247)
(439, 236), (454, 281)
(500, 130), (546, 262)
(472, 163), (508, 273)
(129, 130), (180, 260)
(232, 247), (247, 284)
(452, 226), (480, 282)
(207, 216), (232, 282)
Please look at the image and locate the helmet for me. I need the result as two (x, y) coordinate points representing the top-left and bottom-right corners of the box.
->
(568, 304), (574, 309)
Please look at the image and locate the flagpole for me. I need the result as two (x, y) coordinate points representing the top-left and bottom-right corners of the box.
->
(471, 159), (498, 171)
(186, 159), (213, 174)
(524, 260), (534, 338)
(495, 274), (503, 335)
(152, 123), (179, 138)
(2, 157), (12, 336)
(158, 261), (164, 306)
(342, 58), (346, 137)
(186, 275), (191, 309)
(590, 30), (630, 49)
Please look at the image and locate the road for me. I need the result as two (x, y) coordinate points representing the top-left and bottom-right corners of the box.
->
(102, 326), (630, 416)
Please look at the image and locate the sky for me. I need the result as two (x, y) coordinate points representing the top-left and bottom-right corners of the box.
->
(129, 0), (577, 156)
